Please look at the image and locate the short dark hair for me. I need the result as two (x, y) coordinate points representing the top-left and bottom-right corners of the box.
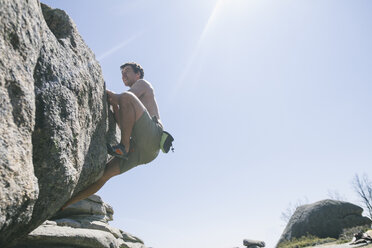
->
(120, 62), (144, 79)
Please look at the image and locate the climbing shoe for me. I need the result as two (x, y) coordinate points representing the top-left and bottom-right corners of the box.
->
(107, 143), (128, 160)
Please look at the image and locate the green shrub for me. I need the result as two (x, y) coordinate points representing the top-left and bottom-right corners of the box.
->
(277, 235), (336, 248)
(277, 225), (372, 248)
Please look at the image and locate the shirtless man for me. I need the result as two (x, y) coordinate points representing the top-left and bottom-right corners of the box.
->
(61, 62), (163, 209)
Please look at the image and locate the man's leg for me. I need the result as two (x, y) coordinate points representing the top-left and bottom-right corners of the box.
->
(117, 92), (145, 153)
(61, 157), (121, 210)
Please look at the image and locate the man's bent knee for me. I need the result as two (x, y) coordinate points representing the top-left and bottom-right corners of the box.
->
(119, 92), (137, 102)
(118, 92), (145, 120)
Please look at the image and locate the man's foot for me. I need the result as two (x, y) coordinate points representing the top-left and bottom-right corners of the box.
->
(107, 143), (128, 160)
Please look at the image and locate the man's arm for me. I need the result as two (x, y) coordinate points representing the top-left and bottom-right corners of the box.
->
(112, 105), (121, 128)
(106, 90), (121, 127)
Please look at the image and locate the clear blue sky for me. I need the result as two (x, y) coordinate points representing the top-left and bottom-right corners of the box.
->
(42, 1), (372, 247)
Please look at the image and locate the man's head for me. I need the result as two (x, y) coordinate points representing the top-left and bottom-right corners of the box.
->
(120, 62), (144, 87)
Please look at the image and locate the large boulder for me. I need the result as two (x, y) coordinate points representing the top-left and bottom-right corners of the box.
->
(0, 0), (119, 246)
(10, 195), (147, 248)
(277, 199), (372, 245)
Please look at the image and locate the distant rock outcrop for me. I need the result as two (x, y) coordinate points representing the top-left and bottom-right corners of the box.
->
(10, 195), (147, 248)
(277, 199), (372, 246)
(0, 0), (120, 246)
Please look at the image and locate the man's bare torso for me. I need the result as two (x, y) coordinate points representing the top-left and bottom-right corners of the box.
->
(129, 79), (161, 122)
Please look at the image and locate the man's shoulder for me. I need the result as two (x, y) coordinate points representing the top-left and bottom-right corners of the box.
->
(134, 79), (154, 90)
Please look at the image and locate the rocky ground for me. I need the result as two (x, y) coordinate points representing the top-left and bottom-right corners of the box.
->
(309, 242), (372, 248)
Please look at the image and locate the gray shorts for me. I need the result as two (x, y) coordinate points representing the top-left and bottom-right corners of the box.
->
(119, 110), (163, 174)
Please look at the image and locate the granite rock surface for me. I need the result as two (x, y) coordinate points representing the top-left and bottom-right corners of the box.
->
(0, 0), (119, 245)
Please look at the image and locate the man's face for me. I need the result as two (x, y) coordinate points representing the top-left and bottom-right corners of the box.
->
(121, 66), (140, 87)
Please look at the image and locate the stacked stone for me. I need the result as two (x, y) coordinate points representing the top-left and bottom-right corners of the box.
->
(11, 195), (147, 248)
(243, 239), (265, 248)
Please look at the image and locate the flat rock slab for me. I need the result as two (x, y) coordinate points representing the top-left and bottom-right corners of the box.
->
(13, 225), (121, 248)
(12, 225), (147, 248)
